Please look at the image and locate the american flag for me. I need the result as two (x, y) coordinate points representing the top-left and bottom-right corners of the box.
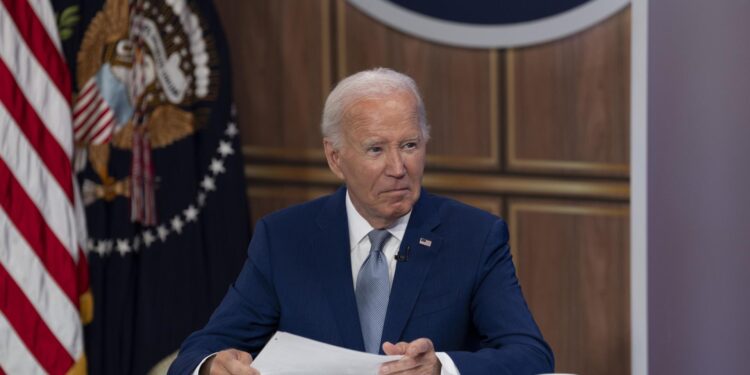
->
(72, 77), (115, 145)
(0, 0), (91, 374)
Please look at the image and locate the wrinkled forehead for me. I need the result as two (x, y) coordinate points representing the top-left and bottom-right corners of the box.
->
(342, 90), (419, 128)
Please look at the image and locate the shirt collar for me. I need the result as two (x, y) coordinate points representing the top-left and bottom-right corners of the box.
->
(346, 190), (411, 250)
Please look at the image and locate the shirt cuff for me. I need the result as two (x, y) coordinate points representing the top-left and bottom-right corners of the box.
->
(435, 352), (460, 375)
(191, 353), (217, 375)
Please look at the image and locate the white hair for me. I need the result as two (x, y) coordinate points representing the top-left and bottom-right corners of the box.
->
(321, 67), (430, 149)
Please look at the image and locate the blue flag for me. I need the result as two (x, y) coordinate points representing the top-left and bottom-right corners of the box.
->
(56, 0), (250, 373)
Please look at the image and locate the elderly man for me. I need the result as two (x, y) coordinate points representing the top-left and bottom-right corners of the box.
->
(169, 68), (553, 375)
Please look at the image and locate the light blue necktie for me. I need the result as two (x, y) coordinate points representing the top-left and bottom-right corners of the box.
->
(355, 229), (391, 353)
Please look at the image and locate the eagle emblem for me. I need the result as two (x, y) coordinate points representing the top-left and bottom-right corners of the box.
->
(74, 0), (218, 225)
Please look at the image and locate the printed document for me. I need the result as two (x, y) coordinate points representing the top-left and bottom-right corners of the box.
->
(252, 331), (402, 374)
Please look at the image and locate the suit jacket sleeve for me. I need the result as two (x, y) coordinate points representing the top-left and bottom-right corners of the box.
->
(446, 219), (554, 375)
(168, 219), (279, 375)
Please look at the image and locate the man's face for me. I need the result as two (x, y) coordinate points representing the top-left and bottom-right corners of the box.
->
(324, 91), (426, 228)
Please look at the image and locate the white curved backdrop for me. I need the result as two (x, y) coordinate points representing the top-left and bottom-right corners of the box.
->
(348, 0), (630, 48)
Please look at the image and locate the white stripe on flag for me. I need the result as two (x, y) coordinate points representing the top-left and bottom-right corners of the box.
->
(0, 1), (72, 157)
(73, 79), (97, 115)
(0, 102), (78, 261)
(25, 0), (63, 53)
(90, 114), (115, 144)
(0, 209), (83, 360)
(0, 311), (46, 375)
(0, 2), (87, 374)
(74, 92), (104, 131)
(74, 96), (106, 138)
(78, 99), (111, 140)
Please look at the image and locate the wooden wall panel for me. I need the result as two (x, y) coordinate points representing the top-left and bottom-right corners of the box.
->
(339, 1), (499, 170)
(220, 1), (632, 373)
(215, 1), (331, 160)
(509, 200), (630, 375)
(247, 185), (337, 227)
(507, 9), (630, 176)
(441, 194), (503, 217)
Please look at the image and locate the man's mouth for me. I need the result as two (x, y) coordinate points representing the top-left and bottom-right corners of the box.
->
(381, 187), (409, 194)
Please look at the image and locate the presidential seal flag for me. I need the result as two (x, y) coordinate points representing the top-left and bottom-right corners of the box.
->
(0, 0), (91, 374)
(59, 0), (250, 373)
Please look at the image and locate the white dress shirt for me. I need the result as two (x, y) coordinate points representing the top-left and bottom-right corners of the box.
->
(191, 193), (460, 375)
(347, 192), (407, 288)
(345, 192), (460, 375)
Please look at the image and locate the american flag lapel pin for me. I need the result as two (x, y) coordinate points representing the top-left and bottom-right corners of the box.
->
(419, 237), (432, 247)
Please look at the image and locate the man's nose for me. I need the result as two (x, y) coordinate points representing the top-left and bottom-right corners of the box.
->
(385, 149), (406, 177)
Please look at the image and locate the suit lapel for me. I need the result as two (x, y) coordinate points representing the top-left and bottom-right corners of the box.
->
(381, 191), (442, 347)
(313, 187), (365, 351)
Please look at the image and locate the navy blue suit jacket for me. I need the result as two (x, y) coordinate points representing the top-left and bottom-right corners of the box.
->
(169, 187), (553, 374)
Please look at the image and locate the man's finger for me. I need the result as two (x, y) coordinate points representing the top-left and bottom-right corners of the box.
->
(204, 349), (257, 375)
(382, 341), (409, 355)
(221, 357), (257, 375)
(379, 356), (419, 374)
(209, 365), (230, 375)
(235, 350), (253, 366)
(382, 342), (398, 355)
(215, 350), (235, 363)
(406, 338), (433, 357)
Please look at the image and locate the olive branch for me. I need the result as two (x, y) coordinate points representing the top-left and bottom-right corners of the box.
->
(57, 5), (80, 41)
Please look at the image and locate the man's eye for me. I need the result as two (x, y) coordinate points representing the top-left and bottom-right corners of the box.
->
(403, 142), (418, 150)
(367, 146), (383, 153)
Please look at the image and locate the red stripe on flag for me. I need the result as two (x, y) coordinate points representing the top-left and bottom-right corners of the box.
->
(74, 96), (105, 134)
(76, 247), (89, 298)
(0, 266), (74, 375)
(1, 0), (72, 103)
(73, 83), (98, 118)
(0, 158), (79, 305)
(73, 90), (101, 130)
(88, 115), (114, 144)
(80, 105), (112, 141)
(0, 60), (74, 203)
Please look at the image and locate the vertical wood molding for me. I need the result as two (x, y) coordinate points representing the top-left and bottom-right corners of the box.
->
(321, 0), (332, 100)
(336, 0), (347, 80)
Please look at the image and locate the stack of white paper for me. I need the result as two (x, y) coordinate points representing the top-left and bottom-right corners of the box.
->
(252, 332), (402, 375)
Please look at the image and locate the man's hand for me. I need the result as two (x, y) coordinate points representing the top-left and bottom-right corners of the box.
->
(199, 349), (259, 375)
(379, 338), (441, 375)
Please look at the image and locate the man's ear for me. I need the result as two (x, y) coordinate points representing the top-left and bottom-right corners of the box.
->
(323, 138), (345, 180)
